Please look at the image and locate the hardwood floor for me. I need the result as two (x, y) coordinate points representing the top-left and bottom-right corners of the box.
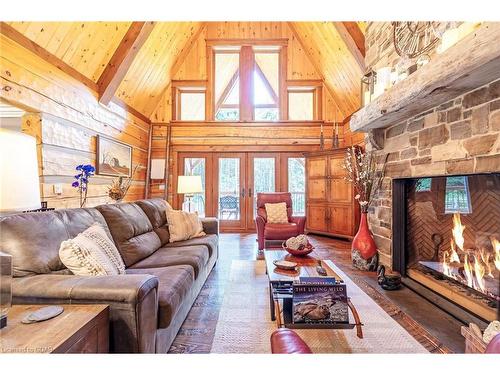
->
(168, 233), (465, 353)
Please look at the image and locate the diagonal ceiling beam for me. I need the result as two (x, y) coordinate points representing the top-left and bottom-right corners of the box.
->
(97, 21), (156, 105)
(287, 22), (347, 119)
(333, 22), (365, 72)
(0, 22), (97, 91)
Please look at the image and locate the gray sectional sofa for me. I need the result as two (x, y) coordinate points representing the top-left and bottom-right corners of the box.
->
(0, 198), (218, 353)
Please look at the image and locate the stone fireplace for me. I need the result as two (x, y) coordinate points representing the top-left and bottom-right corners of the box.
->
(350, 22), (500, 325)
(366, 79), (500, 323)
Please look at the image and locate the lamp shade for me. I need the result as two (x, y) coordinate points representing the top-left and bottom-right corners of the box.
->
(177, 175), (203, 194)
(0, 129), (41, 212)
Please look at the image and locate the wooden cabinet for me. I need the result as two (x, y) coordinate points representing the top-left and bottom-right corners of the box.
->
(305, 149), (360, 239)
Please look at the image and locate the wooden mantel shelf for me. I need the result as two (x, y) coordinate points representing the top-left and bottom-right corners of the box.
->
(350, 22), (500, 133)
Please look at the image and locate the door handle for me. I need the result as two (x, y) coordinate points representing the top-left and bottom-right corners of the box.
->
(248, 188), (252, 198)
(241, 188), (245, 198)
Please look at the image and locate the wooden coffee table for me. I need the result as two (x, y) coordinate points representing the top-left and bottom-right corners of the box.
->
(264, 250), (363, 338)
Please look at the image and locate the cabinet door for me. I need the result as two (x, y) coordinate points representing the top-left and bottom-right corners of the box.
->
(306, 204), (328, 232)
(327, 178), (352, 203)
(307, 157), (327, 178)
(329, 205), (354, 236)
(328, 156), (347, 178)
(307, 179), (327, 201)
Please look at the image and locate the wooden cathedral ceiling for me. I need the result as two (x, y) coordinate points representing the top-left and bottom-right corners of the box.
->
(1, 21), (364, 120)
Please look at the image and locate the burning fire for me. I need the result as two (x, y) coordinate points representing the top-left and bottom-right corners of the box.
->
(452, 213), (465, 251)
(440, 213), (499, 298)
(492, 237), (500, 271)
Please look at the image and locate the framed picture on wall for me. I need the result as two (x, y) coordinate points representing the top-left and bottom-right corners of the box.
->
(96, 135), (133, 177)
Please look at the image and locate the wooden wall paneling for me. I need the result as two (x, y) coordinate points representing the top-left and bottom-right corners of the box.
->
(0, 34), (149, 208)
(289, 22), (363, 119)
(170, 24), (207, 80)
(4, 22), (133, 85)
(285, 23), (321, 81)
(115, 22), (204, 117)
(97, 22), (156, 105)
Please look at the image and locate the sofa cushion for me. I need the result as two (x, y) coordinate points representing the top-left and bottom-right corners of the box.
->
(127, 265), (194, 329)
(135, 199), (172, 246)
(0, 208), (108, 277)
(128, 245), (209, 278)
(164, 234), (218, 257)
(59, 223), (126, 276)
(264, 223), (299, 240)
(97, 202), (161, 267)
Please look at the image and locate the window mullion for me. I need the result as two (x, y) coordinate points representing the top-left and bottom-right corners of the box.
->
(239, 45), (255, 121)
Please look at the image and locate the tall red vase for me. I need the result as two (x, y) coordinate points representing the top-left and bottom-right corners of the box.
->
(352, 212), (377, 260)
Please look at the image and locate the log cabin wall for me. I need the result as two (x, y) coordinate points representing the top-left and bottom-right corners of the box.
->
(361, 22), (500, 268)
(0, 33), (149, 208)
(148, 22), (365, 201)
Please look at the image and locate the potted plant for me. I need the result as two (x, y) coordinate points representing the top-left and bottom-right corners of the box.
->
(343, 147), (387, 271)
(107, 164), (140, 203)
(72, 164), (95, 208)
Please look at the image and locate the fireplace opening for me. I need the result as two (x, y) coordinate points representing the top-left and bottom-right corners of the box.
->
(393, 173), (500, 323)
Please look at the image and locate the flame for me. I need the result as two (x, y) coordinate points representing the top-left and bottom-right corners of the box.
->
(491, 237), (500, 271)
(452, 213), (466, 251)
(463, 254), (474, 289)
(473, 254), (486, 293)
(479, 248), (493, 278)
(449, 239), (460, 263)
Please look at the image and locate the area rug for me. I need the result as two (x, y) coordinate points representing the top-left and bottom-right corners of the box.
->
(210, 260), (428, 353)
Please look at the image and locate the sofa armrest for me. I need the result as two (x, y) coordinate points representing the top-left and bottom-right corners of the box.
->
(291, 216), (306, 234)
(13, 274), (158, 353)
(201, 217), (219, 235)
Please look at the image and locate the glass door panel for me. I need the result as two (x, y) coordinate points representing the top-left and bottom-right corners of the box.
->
(247, 153), (279, 230)
(183, 158), (206, 217)
(287, 157), (306, 216)
(214, 153), (246, 230)
(252, 157), (276, 218)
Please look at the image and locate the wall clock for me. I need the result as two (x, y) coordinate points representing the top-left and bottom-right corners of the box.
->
(392, 22), (440, 58)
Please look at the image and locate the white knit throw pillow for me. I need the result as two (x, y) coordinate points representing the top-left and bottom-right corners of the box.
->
(59, 223), (126, 276)
(265, 202), (289, 224)
(166, 209), (205, 242)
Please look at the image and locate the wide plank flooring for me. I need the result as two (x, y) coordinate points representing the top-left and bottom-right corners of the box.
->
(168, 233), (464, 353)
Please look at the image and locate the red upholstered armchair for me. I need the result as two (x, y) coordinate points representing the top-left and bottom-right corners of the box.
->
(255, 192), (306, 250)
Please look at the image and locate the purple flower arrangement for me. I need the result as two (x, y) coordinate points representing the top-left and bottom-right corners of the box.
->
(72, 164), (95, 207)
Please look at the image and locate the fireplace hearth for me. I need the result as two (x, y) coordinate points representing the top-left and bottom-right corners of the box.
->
(393, 173), (500, 323)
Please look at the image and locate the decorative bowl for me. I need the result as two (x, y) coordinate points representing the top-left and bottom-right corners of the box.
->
(282, 241), (314, 257)
(272, 259), (298, 270)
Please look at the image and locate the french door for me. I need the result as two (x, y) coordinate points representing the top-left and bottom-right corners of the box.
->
(177, 152), (305, 232)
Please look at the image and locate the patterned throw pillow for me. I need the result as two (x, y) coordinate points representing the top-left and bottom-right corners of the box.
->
(59, 223), (126, 276)
(166, 209), (206, 242)
(265, 202), (289, 224)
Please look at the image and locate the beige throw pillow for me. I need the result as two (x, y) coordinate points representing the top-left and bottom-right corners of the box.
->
(166, 209), (205, 242)
(265, 202), (289, 224)
(59, 223), (126, 276)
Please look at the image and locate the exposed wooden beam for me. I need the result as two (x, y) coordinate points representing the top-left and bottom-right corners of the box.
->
(287, 22), (346, 119)
(343, 22), (365, 57)
(97, 21), (155, 105)
(0, 22), (98, 91)
(333, 22), (365, 72)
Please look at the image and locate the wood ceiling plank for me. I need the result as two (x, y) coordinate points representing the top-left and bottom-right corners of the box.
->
(333, 22), (365, 72)
(0, 21), (98, 91)
(97, 21), (155, 105)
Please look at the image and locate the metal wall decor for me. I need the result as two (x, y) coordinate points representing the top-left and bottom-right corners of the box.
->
(392, 22), (440, 58)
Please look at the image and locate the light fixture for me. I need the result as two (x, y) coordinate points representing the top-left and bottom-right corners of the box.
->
(177, 175), (203, 213)
(0, 128), (41, 213)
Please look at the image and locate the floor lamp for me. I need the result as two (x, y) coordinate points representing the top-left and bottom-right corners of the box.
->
(177, 175), (203, 213)
(0, 129), (41, 329)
